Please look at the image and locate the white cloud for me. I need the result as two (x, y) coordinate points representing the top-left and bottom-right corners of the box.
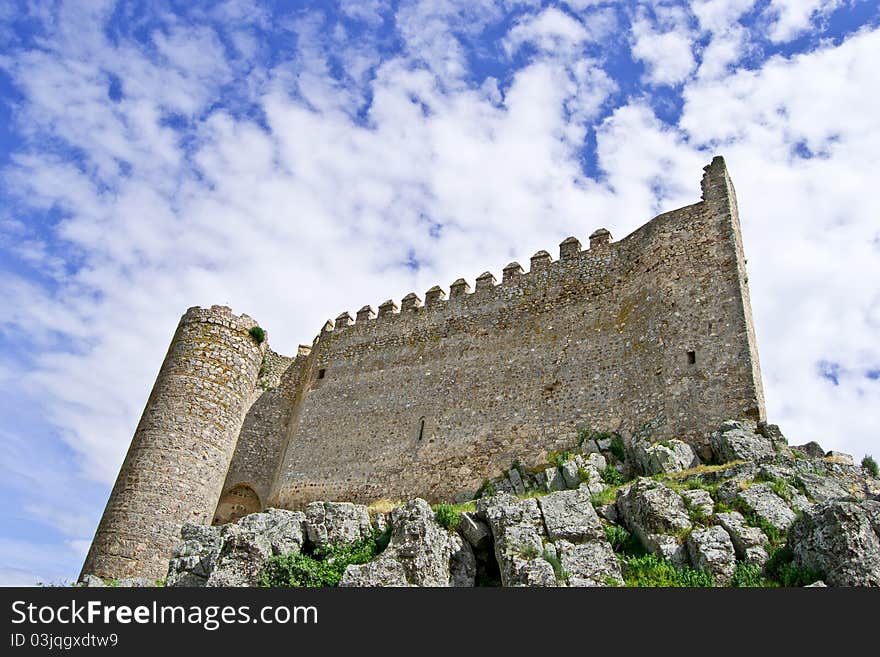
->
(630, 11), (697, 85)
(692, 0), (756, 32)
(764, 0), (843, 42)
(505, 7), (591, 57)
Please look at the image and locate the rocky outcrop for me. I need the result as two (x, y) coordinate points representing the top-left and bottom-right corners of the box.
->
(681, 489), (714, 518)
(736, 483), (797, 532)
(787, 500), (880, 586)
(80, 575), (156, 587)
(714, 512), (769, 566)
(166, 524), (223, 587)
(710, 420), (776, 463)
(475, 489), (621, 587)
(159, 420), (878, 588)
(304, 502), (372, 549)
(617, 478), (691, 565)
(632, 438), (700, 476)
(206, 524), (273, 587)
(686, 526), (736, 585)
(477, 494), (555, 586)
(167, 506), (357, 587)
(340, 499), (473, 587)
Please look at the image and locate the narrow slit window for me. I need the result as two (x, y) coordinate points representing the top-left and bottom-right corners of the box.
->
(417, 417), (425, 441)
(687, 350), (696, 365)
(317, 368), (326, 379)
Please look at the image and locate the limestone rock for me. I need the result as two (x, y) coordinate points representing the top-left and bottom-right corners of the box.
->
(736, 483), (796, 532)
(338, 559), (410, 587)
(237, 508), (306, 556)
(681, 489), (714, 518)
(206, 524), (272, 587)
(577, 465), (606, 495)
(585, 453), (607, 471)
(508, 467), (526, 495)
(477, 494), (553, 586)
(633, 439), (700, 476)
(788, 500), (880, 587)
(825, 451), (854, 465)
(449, 534), (477, 587)
(514, 558), (558, 586)
(580, 439), (600, 455)
(757, 422), (789, 451)
(686, 526), (736, 585)
(538, 488), (603, 543)
(544, 466), (566, 492)
(561, 459), (581, 489)
(794, 441), (825, 458)
(617, 478), (691, 565)
(792, 472), (852, 503)
(557, 539), (623, 587)
(458, 511), (492, 551)
(596, 503), (618, 523)
(304, 501), (372, 549)
(115, 577), (155, 587)
(714, 511), (769, 566)
(340, 499), (471, 587)
(166, 523), (224, 587)
(371, 512), (390, 535)
(710, 420), (775, 463)
(79, 574), (106, 587)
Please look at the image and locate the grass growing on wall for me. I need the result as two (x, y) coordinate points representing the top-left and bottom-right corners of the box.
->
(248, 326), (266, 344)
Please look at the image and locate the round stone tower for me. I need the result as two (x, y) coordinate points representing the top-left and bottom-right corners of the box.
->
(80, 305), (266, 581)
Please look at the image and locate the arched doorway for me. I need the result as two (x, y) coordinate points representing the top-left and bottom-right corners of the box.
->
(213, 484), (261, 525)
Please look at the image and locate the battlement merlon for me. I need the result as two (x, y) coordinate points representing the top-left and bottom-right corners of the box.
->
(315, 228), (617, 338)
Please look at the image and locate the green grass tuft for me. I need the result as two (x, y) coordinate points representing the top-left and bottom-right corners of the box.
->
(542, 548), (567, 582)
(259, 529), (389, 587)
(609, 435), (626, 462)
(731, 562), (766, 587)
(432, 504), (462, 531)
(765, 547), (824, 587)
(623, 553), (715, 587)
(590, 487), (617, 507)
(601, 464), (625, 486)
(473, 479), (495, 499)
(248, 326), (266, 344)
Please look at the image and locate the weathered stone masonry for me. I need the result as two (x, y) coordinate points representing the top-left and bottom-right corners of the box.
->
(81, 156), (766, 580)
(81, 307), (266, 580)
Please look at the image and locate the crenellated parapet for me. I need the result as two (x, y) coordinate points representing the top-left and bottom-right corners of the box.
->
(315, 228), (616, 338)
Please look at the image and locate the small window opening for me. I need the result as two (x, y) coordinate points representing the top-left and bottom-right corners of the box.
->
(417, 417), (426, 441)
(687, 350), (696, 365)
(317, 368), (326, 379)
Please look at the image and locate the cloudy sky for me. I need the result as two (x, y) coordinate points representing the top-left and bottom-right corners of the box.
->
(1, 0), (878, 585)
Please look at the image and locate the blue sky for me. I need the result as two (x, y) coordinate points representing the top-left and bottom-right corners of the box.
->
(1, 0), (879, 586)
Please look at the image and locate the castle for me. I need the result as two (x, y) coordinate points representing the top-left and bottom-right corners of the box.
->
(80, 156), (766, 581)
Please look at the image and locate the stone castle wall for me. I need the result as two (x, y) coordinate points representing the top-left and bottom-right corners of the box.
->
(80, 306), (266, 580)
(260, 156), (765, 509)
(82, 156), (766, 579)
(213, 348), (305, 523)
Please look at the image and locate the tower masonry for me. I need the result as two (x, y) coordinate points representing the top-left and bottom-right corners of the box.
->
(81, 306), (266, 581)
(82, 156), (767, 581)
